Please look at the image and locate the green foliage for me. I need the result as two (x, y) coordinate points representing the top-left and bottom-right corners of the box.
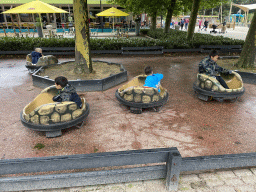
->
(140, 29), (150, 35)
(0, 30), (244, 51)
(35, 17), (42, 27)
(34, 143), (45, 150)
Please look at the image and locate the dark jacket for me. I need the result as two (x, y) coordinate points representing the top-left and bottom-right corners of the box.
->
(53, 84), (82, 108)
(199, 57), (228, 76)
(31, 51), (42, 64)
(204, 20), (209, 27)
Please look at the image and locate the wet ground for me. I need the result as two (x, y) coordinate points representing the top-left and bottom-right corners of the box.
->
(0, 55), (256, 160)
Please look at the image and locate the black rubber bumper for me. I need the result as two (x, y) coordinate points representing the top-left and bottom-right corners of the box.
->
(20, 103), (90, 132)
(115, 90), (169, 109)
(193, 83), (245, 99)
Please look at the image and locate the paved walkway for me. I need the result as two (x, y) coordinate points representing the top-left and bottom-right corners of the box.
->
(195, 26), (248, 40)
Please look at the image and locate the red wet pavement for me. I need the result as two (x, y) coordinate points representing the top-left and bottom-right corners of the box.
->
(0, 56), (256, 160)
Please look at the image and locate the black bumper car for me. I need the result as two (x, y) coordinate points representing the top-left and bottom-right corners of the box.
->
(20, 86), (90, 137)
(193, 71), (245, 102)
(115, 75), (169, 114)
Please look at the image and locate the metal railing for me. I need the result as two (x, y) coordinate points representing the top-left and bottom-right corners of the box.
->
(1, 148), (256, 191)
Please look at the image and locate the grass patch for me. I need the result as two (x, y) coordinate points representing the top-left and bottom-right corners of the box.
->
(34, 143), (45, 150)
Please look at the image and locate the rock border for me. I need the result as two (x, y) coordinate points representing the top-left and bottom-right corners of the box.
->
(32, 60), (128, 92)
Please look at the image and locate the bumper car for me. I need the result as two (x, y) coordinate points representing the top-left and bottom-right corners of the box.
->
(115, 75), (169, 114)
(25, 54), (58, 74)
(193, 71), (245, 102)
(20, 86), (90, 137)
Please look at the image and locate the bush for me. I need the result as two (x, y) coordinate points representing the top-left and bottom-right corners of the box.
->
(140, 29), (149, 35)
(0, 30), (244, 51)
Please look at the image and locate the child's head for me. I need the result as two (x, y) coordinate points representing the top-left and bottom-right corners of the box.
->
(35, 48), (42, 54)
(209, 50), (219, 62)
(144, 66), (153, 75)
(55, 76), (68, 89)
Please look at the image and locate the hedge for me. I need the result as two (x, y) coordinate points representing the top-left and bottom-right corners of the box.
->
(0, 29), (244, 51)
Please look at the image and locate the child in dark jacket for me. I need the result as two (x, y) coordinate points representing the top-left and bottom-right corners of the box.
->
(31, 48), (43, 64)
(53, 76), (82, 108)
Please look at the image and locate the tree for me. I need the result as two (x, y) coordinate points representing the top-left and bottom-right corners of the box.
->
(164, 0), (177, 33)
(73, 0), (93, 74)
(187, 0), (201, 41)
(236, 10), (256, 68)
(187, 0), (227, 41)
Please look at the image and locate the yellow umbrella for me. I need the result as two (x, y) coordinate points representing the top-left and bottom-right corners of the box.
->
(2, 0), (68, 14)
(96, 7), (129, 31)
(2, 0), (68, 37)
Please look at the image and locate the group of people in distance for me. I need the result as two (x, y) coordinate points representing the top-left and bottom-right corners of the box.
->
(31, 48), (231, 110)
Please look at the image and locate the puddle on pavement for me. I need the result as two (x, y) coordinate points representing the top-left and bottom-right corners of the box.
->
(0, 63), (29, 88)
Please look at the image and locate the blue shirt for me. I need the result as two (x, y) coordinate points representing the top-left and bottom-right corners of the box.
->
(31, 51), (42, 64)
(144, 73), (163, 92)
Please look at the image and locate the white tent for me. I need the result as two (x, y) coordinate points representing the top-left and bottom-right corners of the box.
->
(232, 3), (256, 23)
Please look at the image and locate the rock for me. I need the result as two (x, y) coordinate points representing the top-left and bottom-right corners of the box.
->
(69, 104), (77, 111)
(61, 114), (72, 122)
(55, 104), (67, 114)
(24, 114), (30, 122)
(212, 85), (218, 92)
(31, 115), (39, 124)
(38, 105), (54, 116)
(26, 61), (33, 66)
(26, 54), (32, 63)
(152, 95), (159, 102)
(29, 111), (35, 117)
(134, 94), (142, 102)
(51, 112), (60, 123)
(134, 87), (144, 94)
(40, 116), (49, 125)
(36, 56), (49, 66)
(36, 55), (58, 66)
(205, 80), (212, 89)
(47, 55), (58, 65)
(72, 109), (83, 119)
(200, 82), (205, 89)
(144, 88), (155, 95)
(124, 94), (133, 102)
(125, 88), (133, 95)
(142, 95), (151, 103)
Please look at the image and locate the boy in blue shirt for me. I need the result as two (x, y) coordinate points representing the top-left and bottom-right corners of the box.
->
(144, 66), (163, 92)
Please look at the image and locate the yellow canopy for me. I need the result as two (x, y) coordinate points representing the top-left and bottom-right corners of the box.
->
(96, 7), (129, 32)
(2, 0), (68, 14)
(96, 7), (129, 17)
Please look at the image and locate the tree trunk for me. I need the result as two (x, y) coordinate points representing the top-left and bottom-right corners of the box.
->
(164, 0), (177, 33)
(236, 11), (256, 68)
(73, 0), (92, 74)
(187, 0), (201, 41)
(151, 11), (157, 30)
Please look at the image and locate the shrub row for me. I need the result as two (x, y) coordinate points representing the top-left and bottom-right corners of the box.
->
(0, 29), (244, 51)
(146, 29), (244, 49)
